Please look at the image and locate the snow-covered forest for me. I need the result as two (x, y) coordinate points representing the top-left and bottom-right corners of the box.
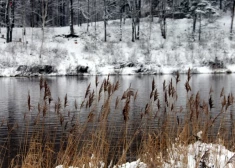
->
(0, 0), (235, 76)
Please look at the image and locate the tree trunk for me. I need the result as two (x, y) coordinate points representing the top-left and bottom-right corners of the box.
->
(39, 0), (48, 60)
(70, 0), (74, 35)
(230, 0), (235, 39)
(6, 0), (10, 43)
(199, 13), (201, 41)
(132, 12), (135, 42)
(30, 0), (35, 27)
(160, 1), (166, 39)
(136, 0), (141, 40)
(87, 0), (90, 32)
(94, 0), (97, 32)
(193, 13), (197, 33)
(9, 0), (15, 42)
(150, 0), (153, 22)
(119, 1), (123, 41)
(104, 0), (107, 42)
(23, 0), (26, 36)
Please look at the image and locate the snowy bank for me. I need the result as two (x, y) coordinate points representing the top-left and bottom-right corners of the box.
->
(0, 15), (235, 76)
(55, 142), (235, 168)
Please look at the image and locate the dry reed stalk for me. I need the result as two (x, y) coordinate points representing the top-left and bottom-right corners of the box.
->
(122, 98), (130, 122)
(74, 100), (78, 110)
(22, 133), (44, 168)
(113, 80), (120, 93)
(115, 96), (119, 109)
(95, 76), (99, 88)
(64, 94), (68, 108)
(150, 91), (154, 99)
(185, 81), (191, 93)
(187, 68), (191, 81)
(80, 100), (85, 109)
(85, 83), (91, 99)
(108, 83), (112, 97)
(152, 89), (158, 101)
(88, 90), (95, 108)
(176, 71), (180, 84)
(157, 99), (161, 110)
(99, 98), (111, 121)
(164, 91), (168, 104)
(168, 83), (172, 97)
(163, 80), (166, 91)
(209, 95), (214, 109)
(27, 91), (31, 111)
(209, 86), (214, 95)
(104, 79), (108, 92)
(98, 81), (104, 102)
(43, 101), (47, 117)
(152, 78), (155, 92)
(39, 76), (44, 90)
(144, 103), (150, 115)
(220, 87), (224, 97)
(134, 90), (138, 101)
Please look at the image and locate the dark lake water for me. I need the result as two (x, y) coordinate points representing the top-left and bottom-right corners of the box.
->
(0, 74), (235, 166)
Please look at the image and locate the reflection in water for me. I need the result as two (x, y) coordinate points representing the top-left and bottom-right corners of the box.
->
(0, 74), (235, 165)
(1, 75), (235, 129)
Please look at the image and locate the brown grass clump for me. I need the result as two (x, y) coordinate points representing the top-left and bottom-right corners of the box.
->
(1, 72), (235, 168)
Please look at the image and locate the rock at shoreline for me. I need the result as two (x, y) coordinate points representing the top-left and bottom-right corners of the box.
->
(16, 65), (57, 76)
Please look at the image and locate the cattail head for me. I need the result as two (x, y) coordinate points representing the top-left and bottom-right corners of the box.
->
(134, 90), (138, 101)
(209, 86), (214, 95)
(209, 95), (214, 109)
(74, 100), (78, 110)
(88, 111), (95, 122)
(152, 78), (155, 92)
(95, 76), (99, 88)
(85, 83), (91, 98)
(64, 94), (68, 108)
(154, 89), (158, 101)
(115, 96), (119, 109)
(220, 87), (224, 97)
(187, 68), (191, 81)
(43, 102), (47, 117)
(144, 103), (150, 115)
(185, 81), (191, 93)
(28, 91), (31, 111)
(88, 90), (95, 107)
(176, 71), (180, 84)
(40, 76), (44, 90)
(163, 80), (166, 91)
(113, 80), (120, 92)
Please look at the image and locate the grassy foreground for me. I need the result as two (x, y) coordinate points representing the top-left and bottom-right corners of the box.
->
(0, 70), (235, 168)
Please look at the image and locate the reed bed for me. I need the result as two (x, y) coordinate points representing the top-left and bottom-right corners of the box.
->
(0, 70), (235, 168)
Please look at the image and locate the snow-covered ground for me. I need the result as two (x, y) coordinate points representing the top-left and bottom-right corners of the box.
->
(0, 13), (235, 76)
(55, 141), (235, 168)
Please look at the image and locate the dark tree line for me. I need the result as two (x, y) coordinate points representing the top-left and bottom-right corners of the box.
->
(0, 0), (234, 43)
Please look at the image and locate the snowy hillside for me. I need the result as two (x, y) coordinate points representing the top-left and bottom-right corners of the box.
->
(0, 13), (235, 76)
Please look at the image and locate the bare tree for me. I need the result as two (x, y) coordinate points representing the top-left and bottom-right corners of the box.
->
(230, 0), (235, 39)
(39, 0), (49, 59)
(136, 0), (141, 40)
(5, 0), (15, 43)
(70, 0), (75, 35)
(159, 0), (166, 39)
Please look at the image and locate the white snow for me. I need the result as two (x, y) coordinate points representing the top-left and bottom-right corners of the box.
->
(163, 140), (235, 168)
(113, 159), (147, 168)
(55, 159), (147, 168)
(0, 14), (235, 76)
(55, 137), (235, 168)
(55, 141), (235, 168)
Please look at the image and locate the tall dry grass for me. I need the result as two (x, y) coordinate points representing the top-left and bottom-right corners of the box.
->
(0, 71), (235, 167)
